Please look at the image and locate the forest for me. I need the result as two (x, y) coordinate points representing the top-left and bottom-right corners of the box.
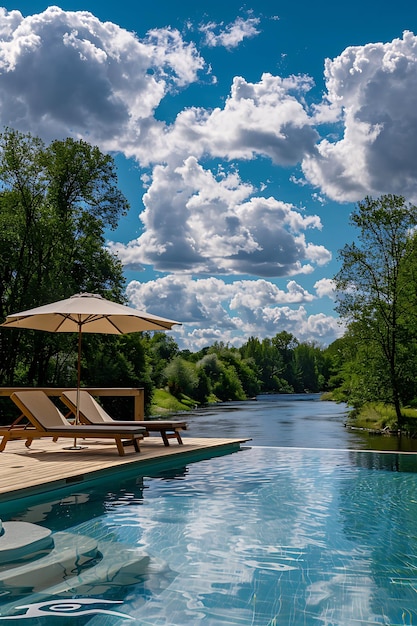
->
(1, 129), (417, 429)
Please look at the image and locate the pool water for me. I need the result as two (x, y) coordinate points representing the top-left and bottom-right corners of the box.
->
(3, 446), (417, 625)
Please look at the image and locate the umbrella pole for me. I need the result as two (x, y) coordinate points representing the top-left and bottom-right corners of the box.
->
(64, 324), (87, 450)
(76, 325), (81, 425)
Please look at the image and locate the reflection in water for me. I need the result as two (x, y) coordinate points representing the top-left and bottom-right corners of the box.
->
(348, 450), (417, 472)
(102, 447), (417, 625)
(339, 451), (417, 623)
(2, 448), (417, 624)
(4, 466), (189, 529)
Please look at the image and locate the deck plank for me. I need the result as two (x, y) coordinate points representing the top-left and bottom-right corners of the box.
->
(0, 436), (250, 501)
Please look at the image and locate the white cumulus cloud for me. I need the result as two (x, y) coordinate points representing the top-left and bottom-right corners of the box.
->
(314, 278), (336, 299)
(108, 157), (331, 277)
(304, 30), (417, 202)
(1, 6), (402, 349)
(126, 276), (343, 350)
(0, 6), (205, 148)
(133, 73), (318, 166)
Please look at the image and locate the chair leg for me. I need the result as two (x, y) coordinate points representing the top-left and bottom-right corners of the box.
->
(25, 439), (33, 448)
(121, 437), (140, 452)
(161, 431), (183, 446)
(0, 434), (10, 452)
(115, 437), (125, 456)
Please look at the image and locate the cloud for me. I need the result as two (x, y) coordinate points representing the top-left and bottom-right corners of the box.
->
(127, 276), (343, 350)
(304, 30), (417, 202)
(108, 157), (331, 277)
(199, 16), (260, 49)
(133, 73), (318, 166)
(3, 9), (417, 207)
(0, 9), (317, 170)
(314, 278), (336, 299)
(0, 6), (205, 146)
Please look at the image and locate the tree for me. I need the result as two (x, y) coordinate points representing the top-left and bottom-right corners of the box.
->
(164, 357), (198, 398)
(206, 343), (260, 397)
(194, 367), (211, 404)
(145, 332), (179, 388)
(293, 343), (320, 392)
(272, 332), (299, 390)
(212, 364), (246, 401)
(0, 128), (128, 386)
(196, 350), (248, 401)
(334, 194), (417, 427)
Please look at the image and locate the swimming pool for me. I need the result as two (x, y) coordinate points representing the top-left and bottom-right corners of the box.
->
(2, 446), (417, 625)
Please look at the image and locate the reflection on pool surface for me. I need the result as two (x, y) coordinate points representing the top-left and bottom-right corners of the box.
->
(3, 446), (417, 625)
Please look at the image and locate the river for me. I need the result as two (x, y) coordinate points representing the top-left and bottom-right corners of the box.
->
(182, 393), (417, 451)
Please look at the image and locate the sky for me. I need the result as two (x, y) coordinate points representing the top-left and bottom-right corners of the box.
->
(0, 1), (416, 351)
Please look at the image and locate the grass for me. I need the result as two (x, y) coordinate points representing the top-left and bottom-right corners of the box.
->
(149, 389), (220, 417)
(322, 392), (417, 433)
(347, 402), (417, 432)
(150, 389), (197, 417)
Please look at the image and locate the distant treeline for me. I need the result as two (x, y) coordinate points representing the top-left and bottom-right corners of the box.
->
(143, 330), (333, 410)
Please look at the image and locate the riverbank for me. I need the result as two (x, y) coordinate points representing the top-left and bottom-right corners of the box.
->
(150, 388), (196, 416)
(150, 388), (222, 417)
(343, 400), (417, 436)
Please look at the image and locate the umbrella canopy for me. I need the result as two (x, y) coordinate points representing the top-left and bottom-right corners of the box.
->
(1, 293), (181, 447)
(0, 292), (180, 334)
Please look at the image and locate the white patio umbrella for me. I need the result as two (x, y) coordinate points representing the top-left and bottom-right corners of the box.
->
(1, 292), (181, 448)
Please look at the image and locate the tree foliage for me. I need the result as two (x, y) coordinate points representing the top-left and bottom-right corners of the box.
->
(164, 357), (199, 398)
(333, 194), (417, 425)
(0, 128), (132, 388)
(158, 333), (333, 408)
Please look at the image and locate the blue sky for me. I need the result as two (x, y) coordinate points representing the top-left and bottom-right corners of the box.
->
(1, 1), (417, 350)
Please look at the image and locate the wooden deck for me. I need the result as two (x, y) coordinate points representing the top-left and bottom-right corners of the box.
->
(0, 436), (250, 502)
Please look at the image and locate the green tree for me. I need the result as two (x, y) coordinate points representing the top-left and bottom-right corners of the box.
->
(194, 367), (211, 404)
(272, 332), (299, 390)
(239, 336), (263, 363)
(293, 343), (319, 392)
(207, 343), (260, 397)
(145, 332), (179, 388)
(212, 364), (246, 401)
(197, 350), (248, 401)
(334, 194), (417, 427)
(0, 128), (128, 386)
(243, 337), (283, 392)
(164, 357), (198, 398)
(197, 352), (223, 380)
(293, 342), (330, 393)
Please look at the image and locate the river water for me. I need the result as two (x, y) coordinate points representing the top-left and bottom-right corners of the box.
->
(182, 393), (417, 452)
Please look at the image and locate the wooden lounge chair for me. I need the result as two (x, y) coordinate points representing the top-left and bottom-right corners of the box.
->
(1, 390), (145, 456)
(60, 390), (187, 446)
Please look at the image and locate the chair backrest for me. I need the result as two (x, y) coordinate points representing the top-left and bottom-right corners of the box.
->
(11, 391), (70, 431)
(61, 390), (113, 424)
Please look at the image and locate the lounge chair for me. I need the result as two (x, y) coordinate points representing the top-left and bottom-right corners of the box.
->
(2, 390), (145, 456)
(60, 390), (187, 446)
